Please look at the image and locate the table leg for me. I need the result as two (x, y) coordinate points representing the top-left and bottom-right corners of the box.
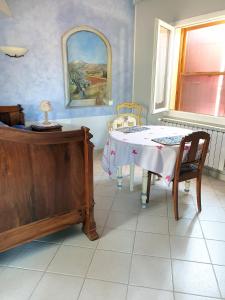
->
(129, 164), (135, 192)
(141, 169), (148, 208)
(184, 180), (191, 192)
(117, 166), (123, 190)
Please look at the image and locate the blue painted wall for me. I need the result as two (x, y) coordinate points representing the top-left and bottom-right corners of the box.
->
(0, 0), (134, 121)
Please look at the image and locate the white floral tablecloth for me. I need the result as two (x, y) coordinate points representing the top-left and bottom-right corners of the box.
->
(102, 125), (192, 184)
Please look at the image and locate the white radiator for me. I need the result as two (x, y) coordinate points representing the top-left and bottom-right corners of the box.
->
(160, 117), (225, 171)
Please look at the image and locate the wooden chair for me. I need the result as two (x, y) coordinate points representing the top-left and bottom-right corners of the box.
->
(147, 131), (210, 220)
(108, 102), (144, 192)
(108, 115), (137, 191)
(116, 102), (143, 125)
(108, 115), (137, 131)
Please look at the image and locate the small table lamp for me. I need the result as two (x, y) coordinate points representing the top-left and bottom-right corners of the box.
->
(39, 100), (52, 125)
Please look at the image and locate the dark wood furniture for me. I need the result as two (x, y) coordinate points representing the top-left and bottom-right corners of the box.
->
(0, 105), (25, 126)
(0, 106), (98, 253)
(31, 123), (62, 132)
(147, 131), (210, 220)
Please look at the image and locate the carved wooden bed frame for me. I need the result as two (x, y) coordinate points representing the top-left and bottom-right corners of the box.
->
(0, 105), (98, 253)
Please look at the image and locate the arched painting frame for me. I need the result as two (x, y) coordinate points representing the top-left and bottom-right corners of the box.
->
(62, 25), (112, 107)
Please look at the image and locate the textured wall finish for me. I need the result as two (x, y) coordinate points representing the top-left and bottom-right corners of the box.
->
(0, 0), (134, 121)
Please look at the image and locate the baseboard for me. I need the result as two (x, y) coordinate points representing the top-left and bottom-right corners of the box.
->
(204, 167), (225, 182)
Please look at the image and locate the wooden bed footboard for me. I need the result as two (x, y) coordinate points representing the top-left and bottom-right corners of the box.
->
(0, 126), (98, 253)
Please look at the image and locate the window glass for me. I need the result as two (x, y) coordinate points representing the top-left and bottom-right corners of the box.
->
(180, 75), (224, 115)
(185, 24), (225, 73)
(177, 22), (225, 117)
(155, 26), (170, 110)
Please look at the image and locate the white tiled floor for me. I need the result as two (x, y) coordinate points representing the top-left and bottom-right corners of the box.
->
(0, 151), (225, 299)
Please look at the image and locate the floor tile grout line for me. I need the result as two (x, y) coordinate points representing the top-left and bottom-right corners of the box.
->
(76, 184), (118, 300)
(26, 269), (225, 300)
(72, 178), (112, 299)
(27, 242), (63, 300)
(23, 175), (112, 300)
(2, 224), (223, 272)
(76, 248), (96, 299)
(5, 251), (221, 271)
(2, 231), (223, 257)
(129, 280), (223, 299)
(99, 164), (144, 297)
(199, 219), (225, 224)
(167, 190), (176, 300)
(2, 163), (224, 299)
(97, 187), (119, 232)
(174, 290), (224, 299)
(198, 214), (223, 299)
(125, 195), (139, 300)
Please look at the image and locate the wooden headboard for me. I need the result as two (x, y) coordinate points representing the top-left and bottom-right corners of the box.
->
(0, 105), (25, 126)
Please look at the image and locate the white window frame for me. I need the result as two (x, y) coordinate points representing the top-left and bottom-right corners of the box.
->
(151, 18), (175, 114)
(168, 10), (225, 126)
(150, 10), (225, 126)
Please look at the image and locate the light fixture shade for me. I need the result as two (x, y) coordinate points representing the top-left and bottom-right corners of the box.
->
(0, 46), (28, 57)
(40, 100), (52, 112)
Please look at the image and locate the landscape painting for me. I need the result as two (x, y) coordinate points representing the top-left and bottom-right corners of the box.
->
(62, 27), (112, 107)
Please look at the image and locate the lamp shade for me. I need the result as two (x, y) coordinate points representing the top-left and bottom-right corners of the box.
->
(0, 46), (28, 57)
(39, 100), (52, 112)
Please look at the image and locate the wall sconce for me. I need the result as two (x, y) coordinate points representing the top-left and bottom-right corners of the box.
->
(0, 46), (28, 58)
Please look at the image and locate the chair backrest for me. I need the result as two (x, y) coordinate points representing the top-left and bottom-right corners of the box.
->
(174, 131), (210, 177)
(116, 102), (143, 125)
(109, 115), (137, 131)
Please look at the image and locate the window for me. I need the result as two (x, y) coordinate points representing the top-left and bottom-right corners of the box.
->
(176, 21), (225, 117)
(151, 19), (174, 113)
(151, 18), (225, 118)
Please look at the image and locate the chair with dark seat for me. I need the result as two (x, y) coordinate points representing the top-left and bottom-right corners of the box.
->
(147, 131), (210, 220)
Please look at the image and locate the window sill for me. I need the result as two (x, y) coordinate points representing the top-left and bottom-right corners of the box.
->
(167, 110), (225, 128)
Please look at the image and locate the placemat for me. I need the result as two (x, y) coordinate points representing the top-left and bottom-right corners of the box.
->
(116, 126), (150, 134)
(152, 135), (184, 145)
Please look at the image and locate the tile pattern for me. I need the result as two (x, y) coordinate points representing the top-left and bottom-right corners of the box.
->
(0, 150), (224, 299)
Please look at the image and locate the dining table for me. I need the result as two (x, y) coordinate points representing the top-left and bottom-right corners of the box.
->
(102, 125), (193, 208)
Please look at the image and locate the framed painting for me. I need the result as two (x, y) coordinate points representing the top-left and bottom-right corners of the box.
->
(62, 26), (112, 107)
